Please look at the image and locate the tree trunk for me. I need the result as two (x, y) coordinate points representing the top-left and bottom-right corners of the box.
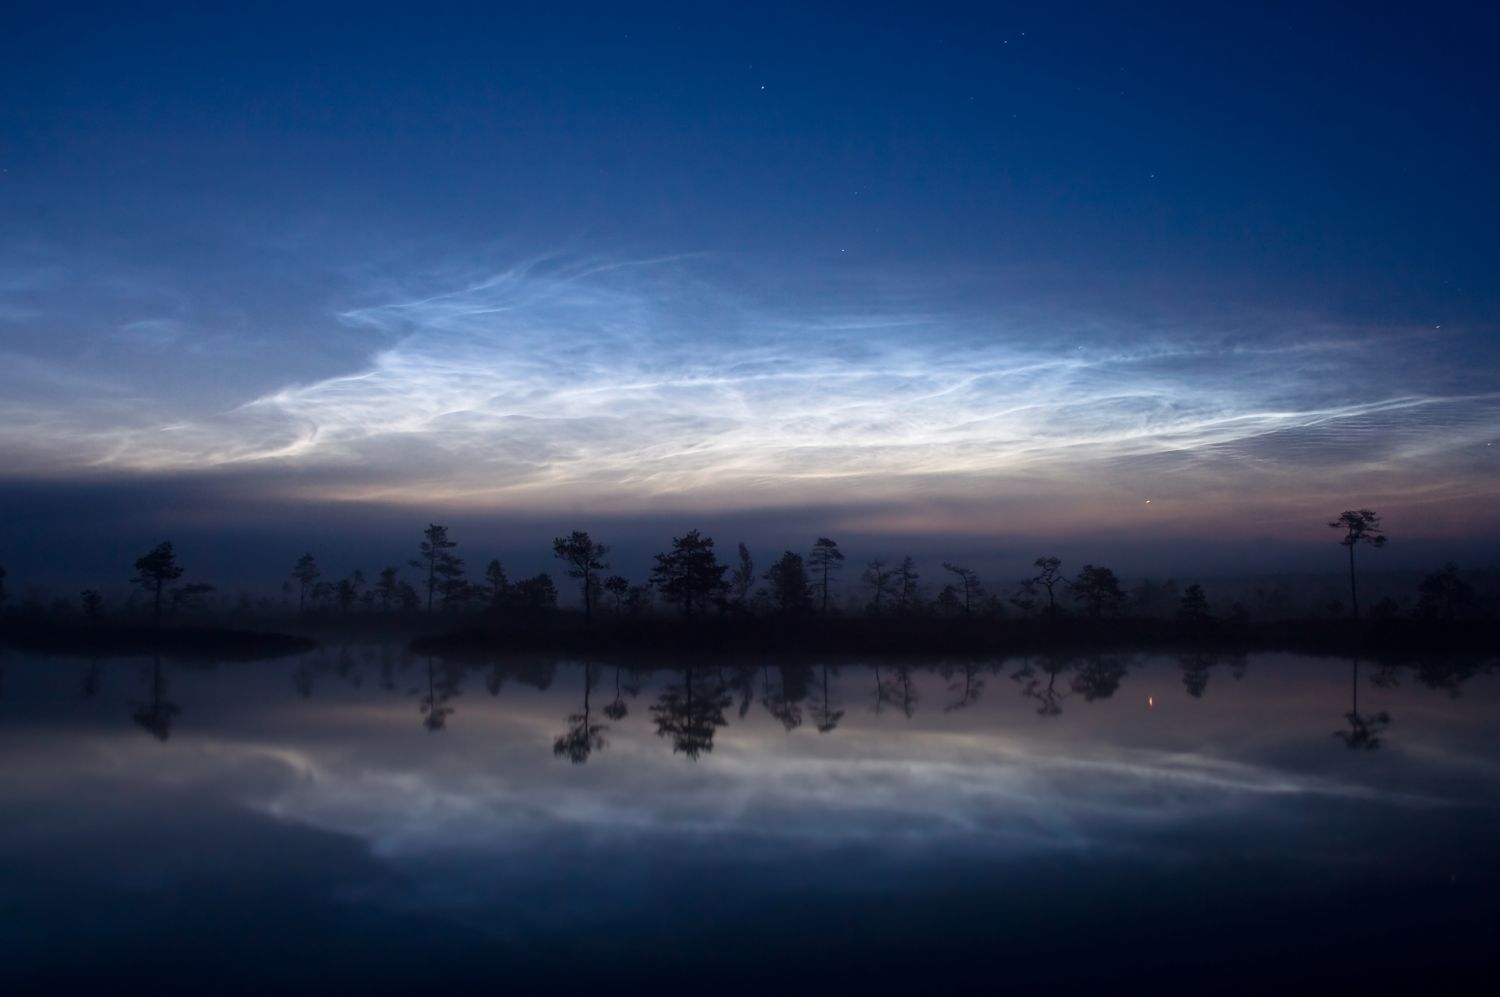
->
(1348, 543), (1359, 620)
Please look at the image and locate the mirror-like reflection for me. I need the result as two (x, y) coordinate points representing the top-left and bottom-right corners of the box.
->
(651, 665), (732, 759)
(131, 655), (180, 741)
(554, 662), (607, 763)
(1335, 657), (1392, 750)
(2, 647), (1497, 993)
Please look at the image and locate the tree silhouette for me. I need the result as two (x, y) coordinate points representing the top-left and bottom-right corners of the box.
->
(808, 537), (845, 615)
(168, 582), (215, 617)
(0, 563), (7, 610)
(554, 663), (608, 763)
(374, 566), (404, 612)
(1178, 583), (1212, 622)
(553, 531), (610, 624)
(893, 556), (919, 612)
(416, 524), (458, 612)
(651, 529), (729, 617)
(652, 666), (731, 759)
(484, 559), (510, 611)
(516, 572), (564, 611)
(80, 588), (104, 621)
(934, 584), (964, 617)
(1329, 509), (1387, 620)
(1071, 564), (1124, 618)
(603, 575), (630, 614)
(133, 541), (184, 627)
(291, 553), (320, 613)
(763, 551), (813, 615)
(334, 571), (364, 616)
(861, 557), (896, 614)
(435, 555), (466, 610)
(1030, 557), (1065, 618)
(730, 542), (756, 609)
(941, 563), (984, 616)
(514, 573), (558, 610)
(1415, 563), (1474, 621)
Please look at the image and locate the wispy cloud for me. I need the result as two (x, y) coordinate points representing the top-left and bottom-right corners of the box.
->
(3, 251), (1496, 531)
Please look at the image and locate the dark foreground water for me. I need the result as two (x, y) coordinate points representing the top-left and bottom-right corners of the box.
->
(1, 648), (1496, 994)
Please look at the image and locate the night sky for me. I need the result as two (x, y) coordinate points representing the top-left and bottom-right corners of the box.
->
(2, 3), (1497, 588)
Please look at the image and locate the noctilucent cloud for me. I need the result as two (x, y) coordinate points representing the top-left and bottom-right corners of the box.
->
(2, 4), (1497, 563)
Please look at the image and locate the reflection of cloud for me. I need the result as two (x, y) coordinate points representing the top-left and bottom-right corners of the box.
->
(4, 251), (1498, 525)
(214, 710), (1443, 861)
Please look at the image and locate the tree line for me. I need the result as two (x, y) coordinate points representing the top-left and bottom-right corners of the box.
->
(0, 508), (1491, 629)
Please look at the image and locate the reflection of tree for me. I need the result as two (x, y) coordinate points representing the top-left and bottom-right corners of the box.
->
(1013, 656), (1070, 717)
(871, 664), (895, 715)
(294, 656), (316, 699)
(810, 664), (844, 733)
(79, 658), (103, 700)
(380, 644), (400, 692)
(334, 645), (361, 687)
(1070, 655), (1131, 701)
(1412, 657), (1492, 697)
(604, 665), (633, 721)
(760, 665), (806, 731)
(419, 656), (462, 732)
(652, 666), (731, 760)
(870, 664), (919, 718)
(132, 656), (181, 741)
(554, 663), (608, 763)
(1177, 653), (1217, 699)
(1334, 658), (1391, 751)
(941, 660), (986, 712)
(948, 656), (984, 710)
(727, 665), (758, 720)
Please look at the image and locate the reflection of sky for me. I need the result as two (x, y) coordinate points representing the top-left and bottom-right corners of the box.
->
(3, 654), (1495, 862)
(2, 652), (1497, 986)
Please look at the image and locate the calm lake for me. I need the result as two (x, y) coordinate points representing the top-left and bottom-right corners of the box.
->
(1, 648), (1495, 993)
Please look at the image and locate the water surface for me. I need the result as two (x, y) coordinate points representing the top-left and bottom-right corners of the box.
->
(2, 649), (1495, 993)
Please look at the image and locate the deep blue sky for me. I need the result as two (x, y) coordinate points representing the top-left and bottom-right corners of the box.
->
(1, 3), (1497, 588)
